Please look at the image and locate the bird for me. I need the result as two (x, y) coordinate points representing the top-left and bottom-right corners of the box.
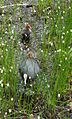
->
(21, 22), (32, 45)
(19, 51), (40, 86)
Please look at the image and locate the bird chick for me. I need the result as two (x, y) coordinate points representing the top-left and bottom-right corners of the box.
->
(21, 22), (32, 44)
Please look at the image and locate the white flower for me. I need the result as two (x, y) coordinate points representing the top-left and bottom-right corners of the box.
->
(47, 16), (49, 19)
(34, 9), (36, 13)
(4, 115), (6, 118)
(1, 55), (3, 58)
(51, 42), (53, 46)
(57, 49), (61, 52)
(37, 74), (39, 77)
(11, 36), (13, 39)
(9, 24), (11, 26)
(19, 111), (21, 113)
(62, 40), (65, 43)
(60, 60), (62, 63)
(67, 108), (70, 111)
(27, 48), (30, 51)
(2, 10), (4, 13)
(49, 42), (53, 46)
(13, 25), (15, 28)
(30, 84), (32, 87)
(62, 32), (65, 35)
(62, 69), (64, 71)
(12, 29), (14, 34)
(61, 16), (64, 19)
(49, 53), (51, 55)
(65, 57), (67, 60)
(41, 50), (43, 53)
(43, 9), (45, 12)
(55, 24), (57, 27)
(2, 14), (4, 16)
(19, 17), (20, 20)
(6, 83), (9, 87)
(63, 26), (65, 29)
(63, 11), (65, 14)
(5, 112), (7, 115)
(5, 31), (8, 34)
(1, 42), (4, 46)
(67, 31), (69, 33)
(1, 83), (3, 87)
(20, 47), (23, 51)
(9, 109), (12, 113)
(59, 64), (61, 67)
(47, 84), (50, 88)
(69, 6), (71, 9)
(58, 93), (60, 98)
(0, 80), (3, 84)
(29, 76), (31, 79)
(68, 46), (70, 49)
(11, 98), (13, 101)
(70, 29), (72, 32)
(9, 69), (12, 72)
(26, 45), (28, 48)
(6, 49), (8, 52)
(61, 36), (63, 39)
(0, 98), (2, 101)
(58, 6), (60, 9)
(11, 66), (13, 69)
(1, 69), (3, 74)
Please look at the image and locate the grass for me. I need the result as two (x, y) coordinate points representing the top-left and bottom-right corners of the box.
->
(0, 0), (72, 118)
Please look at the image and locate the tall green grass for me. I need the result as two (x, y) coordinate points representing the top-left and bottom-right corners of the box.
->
(37, 0), (71, 104)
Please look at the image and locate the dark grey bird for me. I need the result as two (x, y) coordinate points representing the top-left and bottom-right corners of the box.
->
(19, 51), (40, 85)
(14, 51), (40, 108)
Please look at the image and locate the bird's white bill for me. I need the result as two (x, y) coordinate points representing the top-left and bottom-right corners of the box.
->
(23, 74), (27, 85)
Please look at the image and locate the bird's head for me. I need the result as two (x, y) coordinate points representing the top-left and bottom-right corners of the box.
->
(24, 23), (32, 32)
(27, 51), (34, 59)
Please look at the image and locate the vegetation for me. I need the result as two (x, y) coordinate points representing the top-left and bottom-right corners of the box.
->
(0, 0), (72, 118)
